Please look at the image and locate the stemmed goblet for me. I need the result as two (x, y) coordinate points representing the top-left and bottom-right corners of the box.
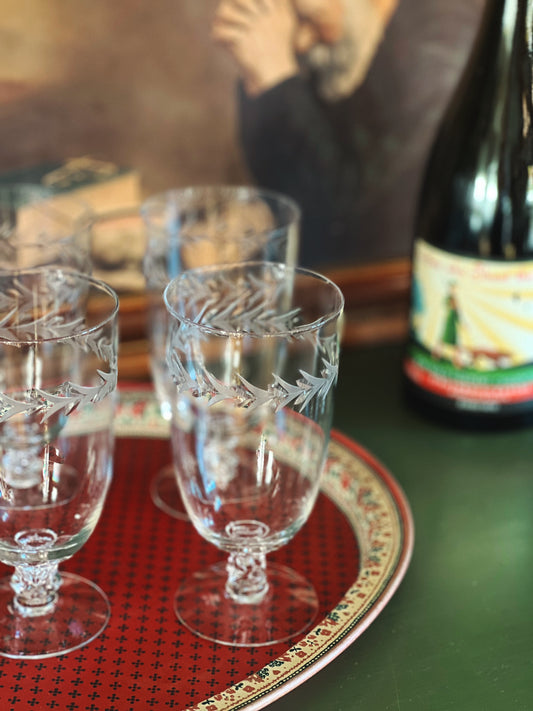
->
(142, 185), (300, 519)
(0, 268), (119, 658)
(164, 261), (344, 646)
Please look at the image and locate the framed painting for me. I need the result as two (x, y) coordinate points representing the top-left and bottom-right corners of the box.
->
(0, 0), (484, 371)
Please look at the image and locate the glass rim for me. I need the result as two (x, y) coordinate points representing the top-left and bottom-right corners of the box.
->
(163, 261), (344, 339)
(140, 184), (301, 236)
(0, 267), (119, 345)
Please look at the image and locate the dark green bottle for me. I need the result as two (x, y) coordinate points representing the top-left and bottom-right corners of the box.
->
(404, 0), (533, 427)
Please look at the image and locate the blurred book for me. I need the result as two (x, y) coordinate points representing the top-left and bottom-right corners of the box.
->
(0, 157), (145, 292)
(0, 156), (141, 213)
(92, 207), (146, 293)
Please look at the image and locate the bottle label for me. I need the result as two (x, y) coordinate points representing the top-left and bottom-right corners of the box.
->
(405, 240), (533, 411)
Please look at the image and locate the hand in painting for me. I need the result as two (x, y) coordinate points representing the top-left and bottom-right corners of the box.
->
(212, 0), (300, 96)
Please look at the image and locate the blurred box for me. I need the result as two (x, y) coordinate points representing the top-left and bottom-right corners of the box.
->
(0, 157), (145, 292)
(0, 156), (141, 214)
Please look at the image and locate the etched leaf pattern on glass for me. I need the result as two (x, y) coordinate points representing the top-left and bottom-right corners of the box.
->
(0, 275), (117, 424)
(167, 270), (339, 412)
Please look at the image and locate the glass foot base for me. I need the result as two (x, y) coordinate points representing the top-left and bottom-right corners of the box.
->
(175, 561), (318, 647)
(0, 572), (110, 659)
(150, 464), (189, 521)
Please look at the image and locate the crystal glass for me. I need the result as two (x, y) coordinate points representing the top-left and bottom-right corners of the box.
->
(0, 184), (92, 273)
(164, 261), (344, 646)
(0, 268), (119, 658)
(142, 185), (300, 519)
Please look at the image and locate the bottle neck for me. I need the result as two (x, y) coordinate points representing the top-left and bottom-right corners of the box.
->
(486, 0), (533, 257)
(435, 0), (533, 259)
(467, 0), (530, 103)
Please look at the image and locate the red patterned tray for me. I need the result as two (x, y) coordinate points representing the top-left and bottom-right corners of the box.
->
(0, 390), (414, 710)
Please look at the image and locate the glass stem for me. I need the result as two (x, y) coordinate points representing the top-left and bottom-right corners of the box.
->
(10, 562), (61, 617)
(225, 551), (268, 605)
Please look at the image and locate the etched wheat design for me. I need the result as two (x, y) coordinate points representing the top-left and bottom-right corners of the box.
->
(0, 276), (117, 423)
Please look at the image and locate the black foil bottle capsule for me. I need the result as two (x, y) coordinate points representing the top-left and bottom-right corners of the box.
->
(404, 0), (533, 428)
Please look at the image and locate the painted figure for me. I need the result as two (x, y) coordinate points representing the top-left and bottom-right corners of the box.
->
(212, 0), (398, 266)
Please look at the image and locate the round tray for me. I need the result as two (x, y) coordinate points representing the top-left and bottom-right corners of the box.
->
(0, 388), (414, 710)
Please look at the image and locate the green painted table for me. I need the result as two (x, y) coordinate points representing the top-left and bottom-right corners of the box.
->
(270, 343), (533, 711)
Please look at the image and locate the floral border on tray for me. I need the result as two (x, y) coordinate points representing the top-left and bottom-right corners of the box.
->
(116, 386), (170, 438)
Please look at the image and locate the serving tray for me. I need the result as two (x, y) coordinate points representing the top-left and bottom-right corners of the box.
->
(0, 389), (414, 710)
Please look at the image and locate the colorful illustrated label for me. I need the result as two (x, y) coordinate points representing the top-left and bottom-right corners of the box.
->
(406, 240), (533, 410)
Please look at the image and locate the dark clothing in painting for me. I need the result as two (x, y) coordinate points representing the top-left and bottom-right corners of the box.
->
(239, 76), (358, 268)
(237, 0), (484, 269)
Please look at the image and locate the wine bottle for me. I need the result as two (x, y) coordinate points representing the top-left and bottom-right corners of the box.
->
(404, 0), (533, 427)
